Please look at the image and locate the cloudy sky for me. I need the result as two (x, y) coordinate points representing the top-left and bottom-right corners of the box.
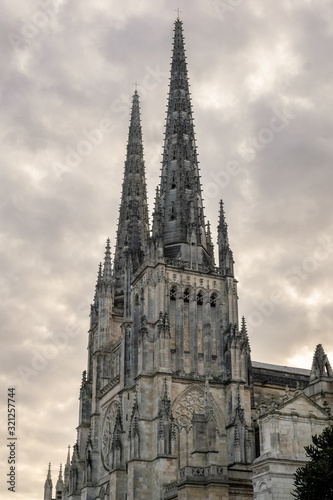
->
(1, 0), (333, 497)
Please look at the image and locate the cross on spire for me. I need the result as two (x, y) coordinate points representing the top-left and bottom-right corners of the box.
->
(133, 81), (140, 94)
(175, 6), (182, 19)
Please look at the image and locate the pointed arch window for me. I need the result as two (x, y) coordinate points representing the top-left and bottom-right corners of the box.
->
(170, 286), (177, 301)
(183, 288), (190, 303)
(210, 293), (217, 308)
(196, 291), (203, 305)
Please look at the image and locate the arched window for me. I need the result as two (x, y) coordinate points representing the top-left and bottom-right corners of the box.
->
(99, 487), (105, 499)
(196, 291), (203, 305)
(210, 293), (217, 308)
(183, 288), (190, 303)
(170, 287), (177, 301)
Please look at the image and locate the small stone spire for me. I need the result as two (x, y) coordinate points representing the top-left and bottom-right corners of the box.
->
(218, 199), (234, 275)
(44, 463), (52, 500)
(65, 445), (70, 469)
(56, 463), (64, 494)
(240, 316), (250, 351)
(113, 91), (150, 303)
(152, 186), (163, 243)
(95, 262), (102, 298)
(310, 344), (333, 382)
(90, 262), (102, 327)
(102, 238), (112, 285)
(158, 18), (212, 266)
(206, 221), (215, 265)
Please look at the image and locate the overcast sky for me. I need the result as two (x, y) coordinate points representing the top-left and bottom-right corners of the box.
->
(1, 0), (333, 498)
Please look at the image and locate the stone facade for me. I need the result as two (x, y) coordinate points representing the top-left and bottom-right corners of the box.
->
(44, 18), (333, 500)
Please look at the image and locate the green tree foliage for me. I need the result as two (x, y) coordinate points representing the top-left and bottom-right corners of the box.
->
(293, 424), (333, 499)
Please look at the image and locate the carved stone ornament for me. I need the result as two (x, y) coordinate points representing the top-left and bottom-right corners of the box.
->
(101, 400), (120, 471)
(173, 388), (204, 430)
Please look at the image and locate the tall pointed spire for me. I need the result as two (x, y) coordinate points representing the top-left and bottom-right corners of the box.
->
(218, 199), (234, 275)
(113, 90), (150, 304)
(159, 19), (212, 266)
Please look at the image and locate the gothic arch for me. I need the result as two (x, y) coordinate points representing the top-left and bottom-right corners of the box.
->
(171, 384), (225, 432)
(169, 283), (180, 301)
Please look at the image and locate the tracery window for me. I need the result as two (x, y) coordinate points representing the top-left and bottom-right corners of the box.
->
(196, 291), (203, 305)
(210, 293), (217, 308)
(183, 288), (190, 303)
(170, 287), (177, 301)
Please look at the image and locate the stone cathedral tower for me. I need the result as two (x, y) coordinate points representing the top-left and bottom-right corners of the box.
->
(44, 18), (333, 500)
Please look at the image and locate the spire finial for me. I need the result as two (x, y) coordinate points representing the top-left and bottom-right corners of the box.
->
(133, 81), (139, 94)
(175, 7), (182, 20)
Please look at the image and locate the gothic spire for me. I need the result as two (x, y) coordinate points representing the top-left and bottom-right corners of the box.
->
(56, 464), (64, 493)
(66, 445), (71, 469)
(218, 199), (234, 275)
(152, 186), (163, 242)
(240, 316), (250, 352)
(113, 91), (150, 303)
(159, 19), (212, 266)
(102, 238), (112, 285)
(90, 262), (102, 326)
(44, 463), (52, 500)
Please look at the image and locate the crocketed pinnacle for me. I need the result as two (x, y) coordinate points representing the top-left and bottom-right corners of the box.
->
(56, 464), (64, 491)
(45, 462), (52, 486)
(217, 199), (234, 275)
(152, 186), (163, 242)
(64, 445), (71, 475)
(91, 262), (102, 323)
(113, 91), (150, 301)
(310, 344), (333, 381)
(102, 238), (112, 285)
(240, 316), (250, 351)
(159, 19), (211, 265)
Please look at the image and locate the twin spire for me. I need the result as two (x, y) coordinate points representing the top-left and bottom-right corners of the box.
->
(113, 90), (150, 302)
(94, 18), (235, 308)
(158, 19), (212, 265)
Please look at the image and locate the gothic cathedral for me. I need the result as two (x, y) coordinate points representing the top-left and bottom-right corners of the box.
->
(44, 18), (333, 500)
